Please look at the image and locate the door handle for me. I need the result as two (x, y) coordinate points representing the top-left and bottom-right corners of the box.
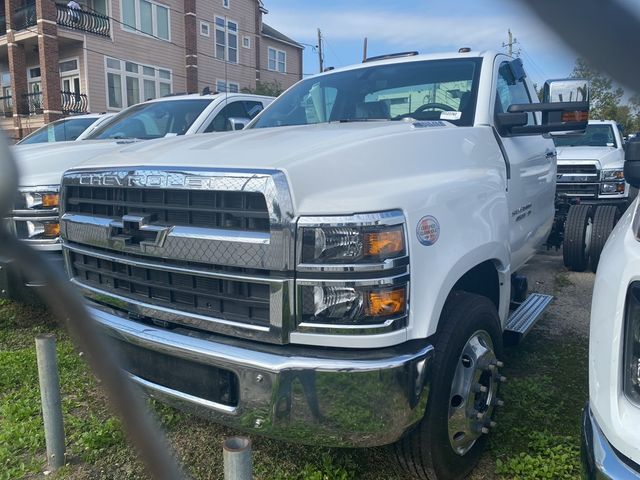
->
(545, 150), (556, 159)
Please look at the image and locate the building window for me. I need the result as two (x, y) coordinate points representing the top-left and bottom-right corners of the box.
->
(59, 59), (79, 73)
(200, 21), (210, 37)
(242, 35), (250, 48)
(223, 0), (229, 7)
(105, 56), (172, 110)
(216, 80), (239, 93)
(214, 16), (238, 64)
(121, 0), (170, 41)
(268, 48), (286, 73)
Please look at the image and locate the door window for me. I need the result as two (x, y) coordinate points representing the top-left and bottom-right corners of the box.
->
(204, 101), (254, 132)
(495, 61), (535, 126)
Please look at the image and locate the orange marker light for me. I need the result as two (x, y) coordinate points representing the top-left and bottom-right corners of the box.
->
(366, 287), (406, 317)
(364, 227), (404, 258)
(561, 111), (589, 122)
(42, 193), (60, 208)
(44, 223), (60, 238)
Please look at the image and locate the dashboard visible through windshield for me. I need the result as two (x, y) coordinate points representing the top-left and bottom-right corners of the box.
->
(251, 58), (482, 129)
(554, 124), (618, 148)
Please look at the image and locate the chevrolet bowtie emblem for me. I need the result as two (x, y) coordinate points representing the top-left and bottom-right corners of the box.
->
(108, 215), (171, 250)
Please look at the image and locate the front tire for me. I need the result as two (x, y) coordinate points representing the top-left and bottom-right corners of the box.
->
(395, 292), (503, 480)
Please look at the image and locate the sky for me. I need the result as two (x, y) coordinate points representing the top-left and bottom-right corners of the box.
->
(262, 0), (581, 87)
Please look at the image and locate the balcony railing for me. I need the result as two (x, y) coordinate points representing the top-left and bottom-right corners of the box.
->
(22, 91), (42, 115)
(61, 90), (88, 114)
(55, 4), (110, 37)
(18, 91), (88, 115)
(14, 3), (36, 31)
(0, 95), (12, 117)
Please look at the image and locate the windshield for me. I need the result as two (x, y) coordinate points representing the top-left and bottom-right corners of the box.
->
(18, 117), (96, 144)
(87, 99), (212, 140)
(554, 124), (617, 148)
(251, 58), (482, 129)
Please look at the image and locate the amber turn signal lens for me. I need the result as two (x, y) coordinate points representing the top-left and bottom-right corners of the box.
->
(364, 227), (404, 258)
(44, 223), (60, 238)
(561, 111), (589, 122)
(42, 193), (60, 208)
(366, 287), (406, 317)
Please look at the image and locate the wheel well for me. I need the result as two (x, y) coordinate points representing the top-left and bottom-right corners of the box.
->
(451, 260), (500, 312)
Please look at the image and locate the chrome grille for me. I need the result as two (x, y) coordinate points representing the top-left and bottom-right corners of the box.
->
(64, 185), (270, 232)
(61, 168), (296, 344)
(556, 183), (599, 197)
(69, 249), (270, 326)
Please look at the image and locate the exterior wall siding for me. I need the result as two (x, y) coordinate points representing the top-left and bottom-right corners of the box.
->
(259, 37), (301, 91)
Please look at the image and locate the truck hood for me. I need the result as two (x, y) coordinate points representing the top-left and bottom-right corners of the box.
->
(13, 139), (143, 187)
(72, 121), (476, 215)
(556, 146), (624, 169)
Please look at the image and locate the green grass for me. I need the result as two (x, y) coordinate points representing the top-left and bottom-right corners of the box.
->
(0, 278), (588, 479)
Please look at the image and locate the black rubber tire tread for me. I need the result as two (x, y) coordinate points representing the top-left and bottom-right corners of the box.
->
(563, 204), (592, 271)
(394, 291), (503, 480)
(589, 205), (620, 272)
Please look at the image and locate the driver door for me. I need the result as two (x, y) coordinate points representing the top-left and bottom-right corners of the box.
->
(493, 58), (556, 268)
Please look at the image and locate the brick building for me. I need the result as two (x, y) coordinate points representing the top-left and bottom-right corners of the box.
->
(0, 0), (303, 140)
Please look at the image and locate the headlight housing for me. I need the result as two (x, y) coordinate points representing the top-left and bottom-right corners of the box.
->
(9, 186), (61, 243)
(295, 210), (409, 334)
(298, 211), (407, 267)
(601, 168), (625, 181)
(624, 283), (640, 405)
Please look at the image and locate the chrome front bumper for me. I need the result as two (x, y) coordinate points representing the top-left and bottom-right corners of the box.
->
(89, 302), (434, 447)
(582, 405), (640, 479)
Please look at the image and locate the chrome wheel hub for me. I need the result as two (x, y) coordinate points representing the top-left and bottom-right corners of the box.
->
(447, 330), (504, 456)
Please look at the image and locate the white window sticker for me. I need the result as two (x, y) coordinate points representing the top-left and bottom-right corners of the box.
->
(440, 111), (462, 121)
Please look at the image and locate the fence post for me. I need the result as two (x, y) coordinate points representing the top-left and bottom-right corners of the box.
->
(35, 333), (66, 471)
(223, 436), (252, 480)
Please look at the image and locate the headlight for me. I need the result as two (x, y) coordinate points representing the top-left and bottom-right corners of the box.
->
(624, 283), (640, 405)
(16, 219), (61, 240)
(600, 182), (626, 195)
(299, 283), (407, 326)
(601, 169), (625, 181)
(298, 211), (406, 266)
(19, 188), (60, 210)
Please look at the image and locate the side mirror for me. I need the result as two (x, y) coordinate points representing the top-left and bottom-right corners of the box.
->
(498, 78), (590, 137)
(226, 117), (250, 131)
(624, 140), (640, 188)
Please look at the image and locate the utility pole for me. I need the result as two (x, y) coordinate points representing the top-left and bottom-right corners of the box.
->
(363, 37), (368, 62)
(317, 28), (324, 72)
(502, 29), (520, 57)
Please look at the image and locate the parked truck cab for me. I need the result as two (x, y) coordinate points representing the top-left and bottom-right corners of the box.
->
(58, 51), (587, 479)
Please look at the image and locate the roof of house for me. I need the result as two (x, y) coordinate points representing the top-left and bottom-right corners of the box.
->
(261, 23), (303, 49)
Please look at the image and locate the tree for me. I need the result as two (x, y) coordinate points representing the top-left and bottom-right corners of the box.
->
(570, 58), (624, 120)
(241, 80), (284, 97)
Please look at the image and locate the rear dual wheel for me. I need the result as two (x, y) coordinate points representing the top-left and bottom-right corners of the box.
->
(563, 205), (593, 272)
(588, 205), (621, 272)
(395, 292), (504, 480)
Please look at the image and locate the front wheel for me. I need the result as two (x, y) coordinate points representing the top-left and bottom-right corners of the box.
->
(394, 292), (504, 480)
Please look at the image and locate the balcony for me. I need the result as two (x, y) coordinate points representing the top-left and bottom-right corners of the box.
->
(18, 91), (88, 115)
(55, 4), (110, 37)
(10, 3), (109, 37)
(0, 95), (12, 117)
(14, 3), (36, 31)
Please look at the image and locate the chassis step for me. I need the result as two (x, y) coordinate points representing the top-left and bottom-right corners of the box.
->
(504, 293), (553, 344)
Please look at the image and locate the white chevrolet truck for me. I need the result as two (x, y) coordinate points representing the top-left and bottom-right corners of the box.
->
(58, 51), (588, 479)
(582, 140), (640, 479)
(549, 119), (630, 272)
(0, 93), (272, 302)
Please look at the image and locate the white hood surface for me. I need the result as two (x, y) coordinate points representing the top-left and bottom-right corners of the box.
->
(556, 146), (624, 169)
(13, 139), (143, 187)
(70, 121), (485, 216)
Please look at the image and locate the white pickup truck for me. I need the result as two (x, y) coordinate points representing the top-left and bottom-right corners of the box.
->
(0, 92), (273, 302)
(58, 51), (588, 479)
(582, 140), (640, 479)
(549, 119), (629, 272)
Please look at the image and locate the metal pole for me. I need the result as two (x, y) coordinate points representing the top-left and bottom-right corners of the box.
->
(35, 333), (65, 471)
(317, 28), (324, 72)
(223, 436), (252, 480)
